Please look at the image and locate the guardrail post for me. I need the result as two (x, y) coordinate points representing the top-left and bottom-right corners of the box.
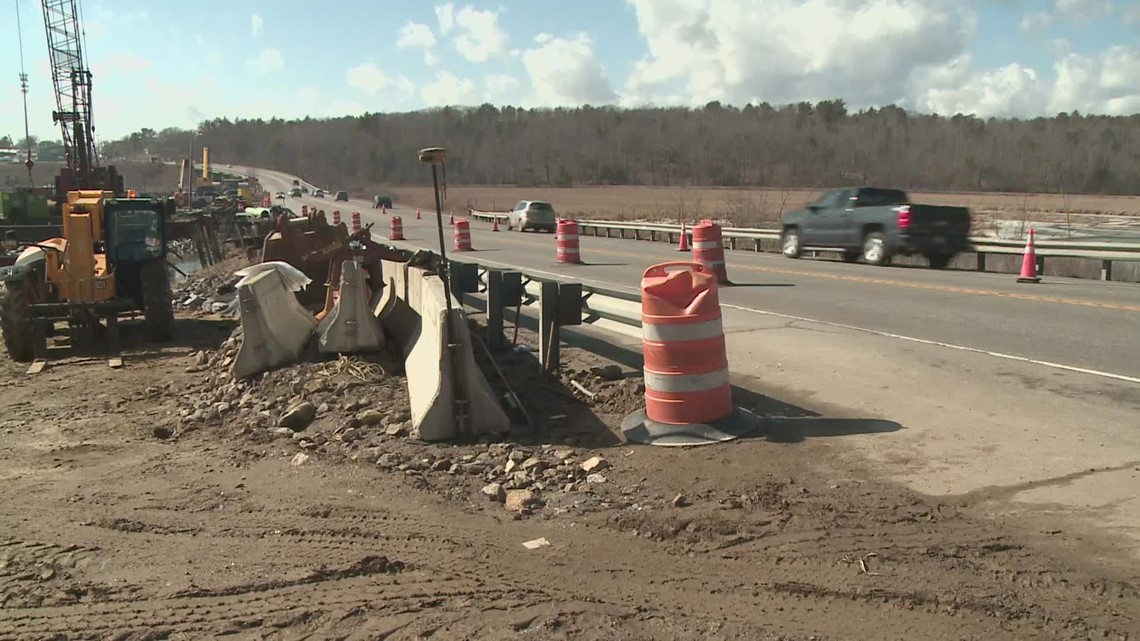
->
(449, 261), (480, 294)
(976, 251), (987, 272)
(486, 270), (505, 349)
(1036, 255), (1045, 277)
(539, 281), (560, 375)
(1101, 260), (1113, 281)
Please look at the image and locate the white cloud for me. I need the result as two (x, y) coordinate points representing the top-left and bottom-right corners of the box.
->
(521, 33), (616, 105)
(397, 22), (439, 65)
(251, 13), (264, 38)
(346, 63), (393, 95)
(452, 5), (508, 63)
(247, 48), (283, 74)
(484, 74), (522, 101)
(1052, 0), (1113, 21)
(1019, 11), (1052, 33)
(621, 0), (974, 109)
(1050, 46), (1140, 115)
(911, 55), (1050, 118)
(421, 70), (477, 106)
(436, 4), (455, 35)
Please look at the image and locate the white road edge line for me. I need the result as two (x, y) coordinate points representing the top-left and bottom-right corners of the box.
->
(718, 302), (1140, 386)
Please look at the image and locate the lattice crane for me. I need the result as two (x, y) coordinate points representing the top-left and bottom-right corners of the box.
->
(39, 0), (122, 197)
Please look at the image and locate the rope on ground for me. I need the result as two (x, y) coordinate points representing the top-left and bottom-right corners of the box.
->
(317, 355), (387, 382)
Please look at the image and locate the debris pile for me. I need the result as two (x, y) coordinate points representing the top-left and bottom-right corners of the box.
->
(172, 255), (252, 317)
(173, 325), (412, 452)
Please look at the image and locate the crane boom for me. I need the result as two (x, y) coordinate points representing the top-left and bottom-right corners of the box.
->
(39, 0), (120, 197)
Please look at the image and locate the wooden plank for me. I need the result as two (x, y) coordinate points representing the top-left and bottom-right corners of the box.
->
(26, 359), (45, 375)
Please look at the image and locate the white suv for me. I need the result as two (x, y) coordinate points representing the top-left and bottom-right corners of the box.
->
(507, 200), (556, 232)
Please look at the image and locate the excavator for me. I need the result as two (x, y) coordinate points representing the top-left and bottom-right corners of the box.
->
(0, 0), (174, 369)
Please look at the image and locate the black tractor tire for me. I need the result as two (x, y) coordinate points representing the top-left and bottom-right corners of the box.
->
(140, 261), (174, 342)
(0, 281), (36, 362)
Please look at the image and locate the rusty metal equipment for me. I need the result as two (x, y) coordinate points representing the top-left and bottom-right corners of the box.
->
(259, 209), (349, 308)
(314, 223), (406, 322)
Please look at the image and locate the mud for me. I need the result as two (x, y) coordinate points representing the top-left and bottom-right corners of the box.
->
(0, 313), (1137, 640)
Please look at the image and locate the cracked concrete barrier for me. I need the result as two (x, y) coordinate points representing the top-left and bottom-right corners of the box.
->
(317, 259), (385, 354)
(231, 268), (318, 379)
(379, 259), (508, 441)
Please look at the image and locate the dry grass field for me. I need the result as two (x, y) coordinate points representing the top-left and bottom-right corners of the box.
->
(0, 161), (185, 196)
(379, 184), (1140, 227)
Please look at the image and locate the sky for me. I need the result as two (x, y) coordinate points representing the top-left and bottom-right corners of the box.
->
(1, 0), (1139, 142)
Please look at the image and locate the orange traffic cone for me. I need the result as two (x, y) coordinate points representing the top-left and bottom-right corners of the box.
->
(1017, 228), (1041, 283)
(416, 208), (421, 220)
(677, 222), (690, 251)
(491, 216), (500, 232)
(449, 210), (454, 225)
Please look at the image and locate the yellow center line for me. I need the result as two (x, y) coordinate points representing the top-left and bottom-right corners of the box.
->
(480, 232), (1140, 313)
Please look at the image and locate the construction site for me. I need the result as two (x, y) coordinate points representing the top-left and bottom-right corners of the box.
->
(2, 1), (1140, 640)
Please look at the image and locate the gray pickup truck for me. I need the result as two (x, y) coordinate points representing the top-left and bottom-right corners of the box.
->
(780, 187), (971, 268)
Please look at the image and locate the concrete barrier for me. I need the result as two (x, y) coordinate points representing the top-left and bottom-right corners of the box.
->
(317, 259), (385, 354)
(232, 269), (317, 379)
(378, 259), (508, 441)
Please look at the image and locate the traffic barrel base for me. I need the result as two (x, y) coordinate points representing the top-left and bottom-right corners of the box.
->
(621, 261), (758, 447)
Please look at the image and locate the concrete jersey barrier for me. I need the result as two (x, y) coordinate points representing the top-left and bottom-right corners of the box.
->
(380, 259), (509, 441)
(317, 259), (386, 354)
(231, 268), (318, 379)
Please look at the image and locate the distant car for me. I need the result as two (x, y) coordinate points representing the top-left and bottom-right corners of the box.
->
(289, 187), (302, 198)
(275, 191), (286, 199)
(335, 190), (348, 202)
(313, 189), (325, 198)
(373, 194), (393, 209)
(301, 186), (310, 194)
(507, 200), (556, 232)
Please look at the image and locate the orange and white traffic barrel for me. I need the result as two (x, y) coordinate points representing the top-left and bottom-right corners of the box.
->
(351, 212), (362, 233)
(556, 219), (582, 264)
(390, 216), (404, 241)
(692, 220), (729, 284)
(301, 205), (309, 217)
(454, 218), (472, 251)
(332, 210), (341, 225)
(621, 262), (757, 446)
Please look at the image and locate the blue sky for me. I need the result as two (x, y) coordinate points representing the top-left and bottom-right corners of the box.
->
(1, 0), (1139, 142)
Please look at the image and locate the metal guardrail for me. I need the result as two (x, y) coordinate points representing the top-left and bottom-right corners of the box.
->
(467, 209), (1140, 281)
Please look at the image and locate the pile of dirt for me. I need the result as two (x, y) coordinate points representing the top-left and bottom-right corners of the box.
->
(172, 254), (253, 316)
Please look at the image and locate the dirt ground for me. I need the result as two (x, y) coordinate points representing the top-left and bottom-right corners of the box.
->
(383, 184), (1140, 227)
(1, 307), (1139, 639)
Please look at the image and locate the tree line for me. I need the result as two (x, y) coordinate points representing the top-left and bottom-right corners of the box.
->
(67, 101), (1140, 196)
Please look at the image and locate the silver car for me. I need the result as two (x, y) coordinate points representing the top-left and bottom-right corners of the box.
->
(507, 200), (556, 232)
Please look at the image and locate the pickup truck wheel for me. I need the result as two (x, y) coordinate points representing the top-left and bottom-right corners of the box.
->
(781, 229), (802, 258)
(862, 232), (888, 266)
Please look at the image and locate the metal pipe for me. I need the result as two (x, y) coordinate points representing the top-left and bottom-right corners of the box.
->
(430, 163), (469, 435)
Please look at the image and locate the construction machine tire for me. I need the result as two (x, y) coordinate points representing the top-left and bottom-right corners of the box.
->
(140, 260), (174, 342)
(0, 281), (36, 362)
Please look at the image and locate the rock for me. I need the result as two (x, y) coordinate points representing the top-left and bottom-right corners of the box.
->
(152, 425), (174, 440)
(270, 427), (294, 438)
(384, 421), (407, 437)
(671, 494), (689, 508)
(376, 453), (401, 468)
(521, 456), (547, 472)
(431, 458), (452, 472)
(481, 482), (506, 502)
(591, 364), (623, 381)
(195, 351), (209, 366)
(343, 398), (368, 412)
(279, 402), (317, 431)
(508, 450), (527, 462)
(586, 473), (607, 484)
(356, 409), (385, 426)
(504, 459), (518, 474)
(504, 489), (538, 513)
(291, 452), (310, 466)
(552, 449), (575, 461)
(337, 427), (360, 443)
(317, 402), (330, 414)
(580, 456), (609, 474)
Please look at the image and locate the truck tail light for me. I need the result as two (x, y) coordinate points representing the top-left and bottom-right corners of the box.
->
(897, 206), (911, 230)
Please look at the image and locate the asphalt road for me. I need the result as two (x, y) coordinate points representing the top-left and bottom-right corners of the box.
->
(251, 166), (1140, 559)
(256, 169), (1140, 382)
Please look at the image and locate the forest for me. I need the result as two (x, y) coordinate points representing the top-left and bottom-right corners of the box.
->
(45, 101), (1140, 195)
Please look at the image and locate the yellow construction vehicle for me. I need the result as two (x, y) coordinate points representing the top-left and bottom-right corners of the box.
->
(0, 190), (175, 367)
